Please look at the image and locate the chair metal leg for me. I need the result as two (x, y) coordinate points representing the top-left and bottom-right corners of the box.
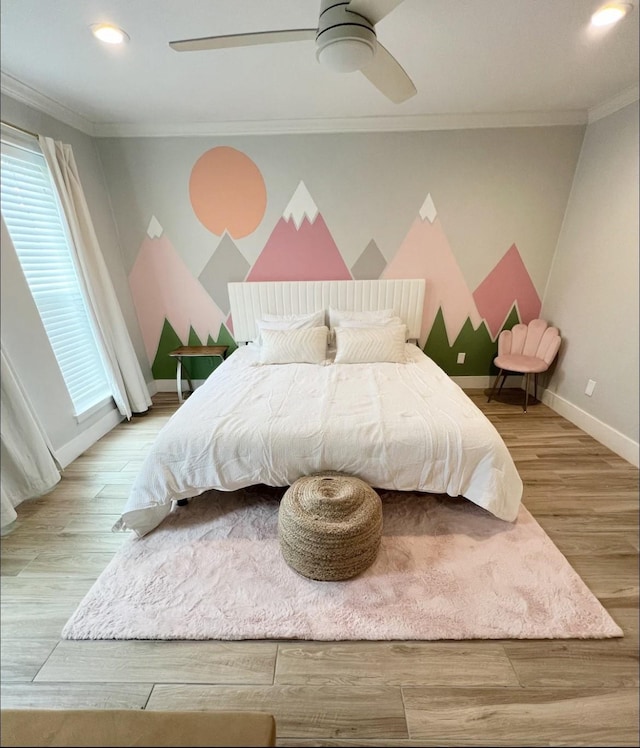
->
(487, 369), (503, 402)
(524, 373), (530, 413)
(534, 373), (538, 404)
(497, 370), (508, 396)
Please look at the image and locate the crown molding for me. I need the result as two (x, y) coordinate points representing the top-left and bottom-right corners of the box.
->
(93, 109), (587, 138)
(1, 72), (96, 136)
(588, 85), (639, 123)
(1, 71), (588, 138)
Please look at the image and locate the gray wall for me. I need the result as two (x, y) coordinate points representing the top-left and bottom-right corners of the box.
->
(542, 102), (639, 449)
(0, 94), (151, 457)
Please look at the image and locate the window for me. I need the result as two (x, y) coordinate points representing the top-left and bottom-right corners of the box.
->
(1, 134), (112, 417)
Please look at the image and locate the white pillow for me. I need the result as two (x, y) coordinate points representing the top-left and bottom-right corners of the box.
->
(255, 310), (325, 343)
(329, 313), (405, 346)
(259, 326), (329, 365)
(334, 325), (407, 364)
(336, 315), (405, 330)
(329, 307), (395, 330)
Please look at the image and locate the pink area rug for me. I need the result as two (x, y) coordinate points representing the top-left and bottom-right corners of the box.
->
(62, 488), (622, 641)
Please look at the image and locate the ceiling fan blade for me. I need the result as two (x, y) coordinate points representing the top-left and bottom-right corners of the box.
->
(346, 0), (405, 24)
(169, 28), (317, 52)
(360, 41), (416, 103)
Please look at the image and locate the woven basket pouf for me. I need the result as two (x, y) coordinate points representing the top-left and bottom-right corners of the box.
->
(278, 472), (383, 581)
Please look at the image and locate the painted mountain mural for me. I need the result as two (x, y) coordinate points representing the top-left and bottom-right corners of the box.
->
(129, 217), (227, 365)
(425, 305), (520, 376)
(382, 193), (482, 346)
(151, 319), (238, 380)
(473, 244), (541, 339)
(151, 321), (237, 380)
(246, 181), (352, 281)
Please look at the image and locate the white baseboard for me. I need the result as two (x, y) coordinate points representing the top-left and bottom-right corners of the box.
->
(542, 389), (639, 468)
(146, 379), (159, 396)
(57, 407), (124, 468)
(439, 376), (638, 467)
(450, 375), (523, 389)
(154, 379), (207, 393)
(450, 375), (491, 388)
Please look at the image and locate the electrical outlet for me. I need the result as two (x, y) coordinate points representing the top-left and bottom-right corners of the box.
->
(585, 379), (597, 396)
(456, 352), (466, 364)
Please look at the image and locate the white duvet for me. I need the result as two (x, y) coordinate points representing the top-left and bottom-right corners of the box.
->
(114, 344), (523, 537)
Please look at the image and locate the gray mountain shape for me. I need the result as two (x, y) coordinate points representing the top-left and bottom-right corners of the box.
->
(198, 234), (251, 315)
(351, 239), (387, 280)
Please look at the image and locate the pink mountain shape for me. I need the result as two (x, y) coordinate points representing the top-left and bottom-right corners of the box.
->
(473, 244), (541, 339)
(129, 235), (226, 363)
(246, 214), (352, 281)
(382, 215), (482, 346)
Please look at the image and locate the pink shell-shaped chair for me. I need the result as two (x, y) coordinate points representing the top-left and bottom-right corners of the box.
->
(487, 319), (561, 412)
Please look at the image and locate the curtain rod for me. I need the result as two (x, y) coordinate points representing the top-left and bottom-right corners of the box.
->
(0, 120), (39, 139)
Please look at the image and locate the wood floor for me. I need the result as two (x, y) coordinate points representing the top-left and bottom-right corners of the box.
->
(1, 390), (638, 746)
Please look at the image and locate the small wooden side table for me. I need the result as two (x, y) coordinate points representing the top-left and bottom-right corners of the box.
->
(168, 345), (228, 403)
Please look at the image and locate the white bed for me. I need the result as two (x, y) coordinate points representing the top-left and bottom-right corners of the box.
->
(114, 280), (523, 537)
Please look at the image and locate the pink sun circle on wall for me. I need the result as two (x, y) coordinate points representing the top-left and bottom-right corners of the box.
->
(189, 146), (267, 238)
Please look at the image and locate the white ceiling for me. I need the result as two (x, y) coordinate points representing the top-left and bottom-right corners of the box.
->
(1, 0), (638, 136)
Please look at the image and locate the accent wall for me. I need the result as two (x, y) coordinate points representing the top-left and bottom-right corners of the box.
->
(96, 127), (585, 381)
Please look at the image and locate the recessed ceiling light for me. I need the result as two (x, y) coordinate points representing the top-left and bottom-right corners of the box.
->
(590, 3), (633, 27)
(90, 23), (130, 44)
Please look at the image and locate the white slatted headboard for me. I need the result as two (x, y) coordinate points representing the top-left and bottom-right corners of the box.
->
(228, 279), (425, 342)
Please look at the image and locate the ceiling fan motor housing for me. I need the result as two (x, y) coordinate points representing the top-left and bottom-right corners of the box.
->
(316, 0), (376, 72)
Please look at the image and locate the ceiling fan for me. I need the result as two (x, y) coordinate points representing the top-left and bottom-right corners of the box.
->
(169, 0), (416, 104)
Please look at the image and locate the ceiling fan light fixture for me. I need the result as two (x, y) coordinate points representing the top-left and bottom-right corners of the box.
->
(167, 0), (415, 103)
(590, 3), (633, 26)
(90, 23), (130, 45)
(317, 37), (375, 72)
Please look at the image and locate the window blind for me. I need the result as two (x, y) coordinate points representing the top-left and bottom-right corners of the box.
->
(1, 139), (111, 416)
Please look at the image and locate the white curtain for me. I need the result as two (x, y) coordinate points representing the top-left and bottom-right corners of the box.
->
(1, 347), (61, 531)
(39, 136), (152, 419)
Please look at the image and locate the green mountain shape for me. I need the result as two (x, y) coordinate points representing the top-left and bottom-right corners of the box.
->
(152, 318), (182, 379)
(210, 323), (238, 357)
(152, 318), (238, 380)
(186, 326), (238, 379)
(424, 305), (520, 376)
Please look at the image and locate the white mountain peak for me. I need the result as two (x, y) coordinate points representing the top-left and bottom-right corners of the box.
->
(419, 194), (437, 224)
(283, 180), (319, 230)
(147, 215), (163, 238)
